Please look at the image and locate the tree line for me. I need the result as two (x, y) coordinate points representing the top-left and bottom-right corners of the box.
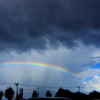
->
(0, 87), (100, 100)
(29, 88), (100, 100)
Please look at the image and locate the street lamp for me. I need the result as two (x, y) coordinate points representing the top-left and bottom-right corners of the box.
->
(14, 83), (19, 98)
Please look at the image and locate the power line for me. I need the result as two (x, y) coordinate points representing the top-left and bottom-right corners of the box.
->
(0, 83), (97, 88)
(0, 83), (14, 85)
(24, 88), (38, 91)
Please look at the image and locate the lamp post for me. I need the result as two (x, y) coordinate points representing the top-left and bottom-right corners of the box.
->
(14, 83), (19, 99)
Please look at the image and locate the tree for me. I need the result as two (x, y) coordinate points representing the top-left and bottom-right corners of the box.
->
(0, 90), (3, 100)
(4, 87), (14, 100)
(55, 88), (65, 97)
(46, 91), (52, 97)
(89, 90), (100, 99)
(55, 88), (72, 98)
(32, 90), (38, 97)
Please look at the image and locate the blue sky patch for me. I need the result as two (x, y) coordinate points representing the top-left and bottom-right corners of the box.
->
(90, 63), (100, 69)
(83, 76), (94, 82)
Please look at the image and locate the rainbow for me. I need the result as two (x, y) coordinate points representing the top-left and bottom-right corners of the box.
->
(0, 61), (81, 79)
(88, 81), (100, 91)
(0, 61), (100, 90)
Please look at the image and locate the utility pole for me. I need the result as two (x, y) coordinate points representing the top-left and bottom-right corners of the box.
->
(77, 86), (81, 100)
(77, 86), (80, 92)
(14, 83), (19, 99)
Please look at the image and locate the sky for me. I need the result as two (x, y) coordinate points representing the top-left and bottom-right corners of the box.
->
(1, 0), (100, 99)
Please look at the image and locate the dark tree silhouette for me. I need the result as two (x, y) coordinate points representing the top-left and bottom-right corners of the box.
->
(4, 87), (14, 100)
(55, 88), (73, 99)
(72, 92), (89, 100)
(46, 91), (52, 97)
(0, 90), (3, 100)
(55, 88), (66, 97)
(32, 90), (38, 97)
(89, 90), (100, 99)
(56, 88), (63, 97)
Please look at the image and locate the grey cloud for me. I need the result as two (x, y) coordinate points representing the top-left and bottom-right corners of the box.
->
(0, 0), (100, 52)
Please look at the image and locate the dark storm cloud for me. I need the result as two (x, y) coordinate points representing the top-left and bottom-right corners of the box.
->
(0, 0), (100, 52)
